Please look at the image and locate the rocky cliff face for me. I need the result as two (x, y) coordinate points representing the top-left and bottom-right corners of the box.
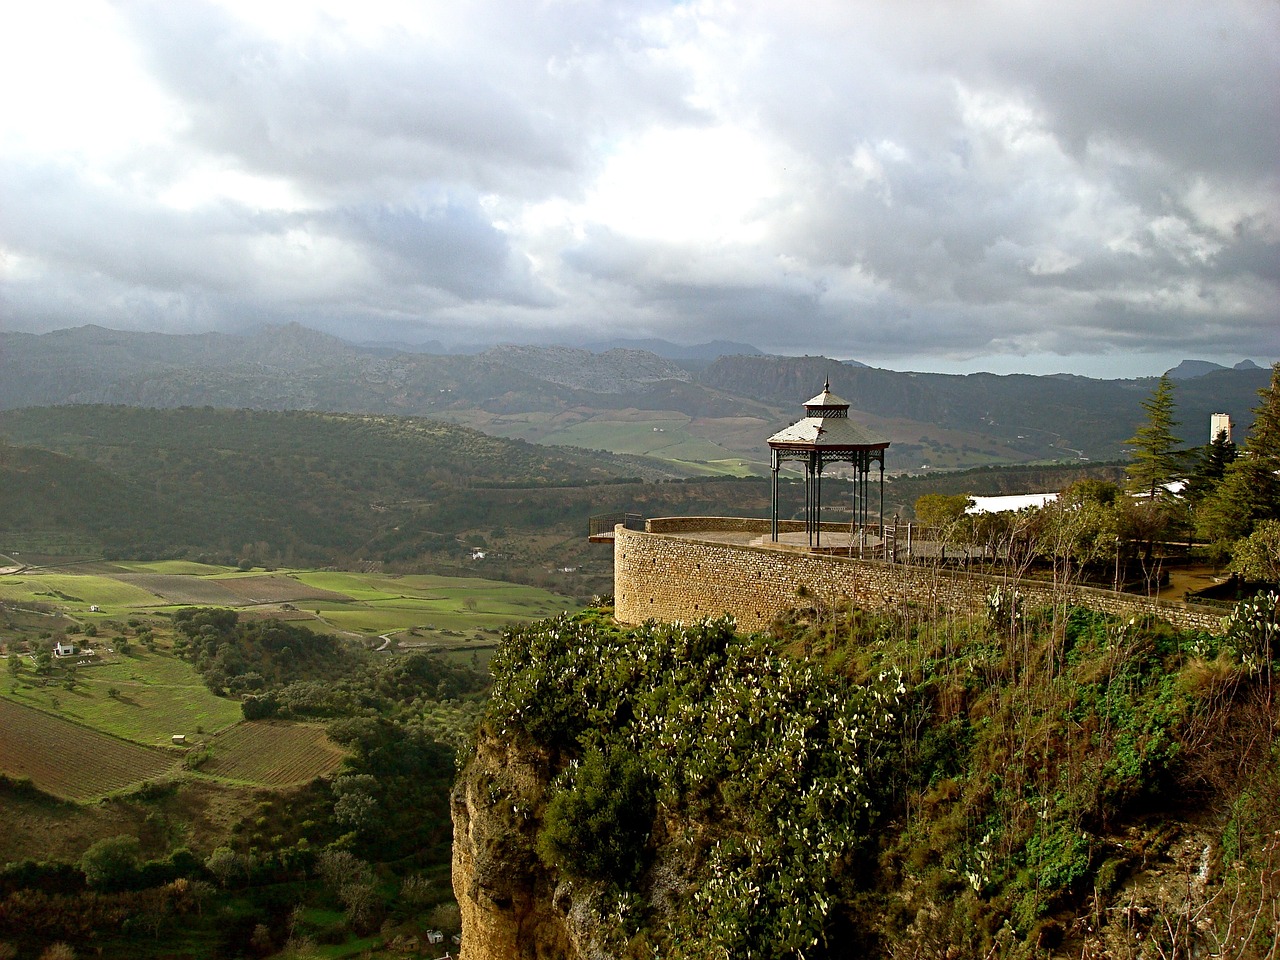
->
(453, 743), (1269, 960)
(452, 731), (598, 960)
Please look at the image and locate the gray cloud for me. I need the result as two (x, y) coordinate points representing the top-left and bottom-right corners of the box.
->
(1, 0), (1276, 374)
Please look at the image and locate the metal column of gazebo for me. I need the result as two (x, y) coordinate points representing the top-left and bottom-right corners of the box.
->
(767, 380), (890, 549)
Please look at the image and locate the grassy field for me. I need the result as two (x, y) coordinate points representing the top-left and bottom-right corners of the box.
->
(112, 560), (238, 576)
(3, 649), (244, 747)
(0, 561), (580, 640)
(463, 407), (772, 476)
(547, 418), (759, 471)
(0, 561), (576, 806)
(290, 571), (574, 641)
(0, 572), (162, 609)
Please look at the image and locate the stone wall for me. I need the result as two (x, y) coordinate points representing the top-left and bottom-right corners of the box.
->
(613, 522), (1225, 634)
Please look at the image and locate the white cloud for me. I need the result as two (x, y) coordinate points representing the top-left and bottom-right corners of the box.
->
(0, 0), (1276, 374)
(583, 125), (785, 244)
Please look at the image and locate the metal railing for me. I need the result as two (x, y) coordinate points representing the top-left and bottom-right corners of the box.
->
(588, 512), (645, 539)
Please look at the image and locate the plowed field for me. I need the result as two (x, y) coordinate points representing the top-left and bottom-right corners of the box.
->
(202, 721), (345, 787)
(112, 574), (247, 605)
(0, 699), (178, 800)
(208, 575), (352, 605)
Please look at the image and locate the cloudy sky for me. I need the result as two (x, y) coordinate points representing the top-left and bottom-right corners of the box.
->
(2, 0), (1277, 376)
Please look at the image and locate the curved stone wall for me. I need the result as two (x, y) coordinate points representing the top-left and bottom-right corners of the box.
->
(613, 524), (1224, 634)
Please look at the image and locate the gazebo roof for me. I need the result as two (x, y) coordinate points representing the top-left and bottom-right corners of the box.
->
(768, 416), (890, 449)
(768, 379), (890, 451)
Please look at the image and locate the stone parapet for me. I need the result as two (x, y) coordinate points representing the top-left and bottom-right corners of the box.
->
(614, 525), (1224, 635)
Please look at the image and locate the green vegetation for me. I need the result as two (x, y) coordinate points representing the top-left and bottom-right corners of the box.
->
(0, 552), (524, 958)
(489, 612), (903, 957)
(480, 596), (1278, 959)
(0, 602), (489, 957)
(537, 746), (656, 885)
(0, 572), (159, 609)
(0, 560), (579, 647)
(912, 492), (973, 527)
(0, 699), (177, 801)
(1198, 363), (1280, 556)
(889, 461), (1127, 518)
(0, 404), (679, 578)
(198, 722), (344, 787)
(1124, 373), (1183, 499)
(543, 417), (764, 472)
(0, 405), (784, 598)
(896, 365), (1280, 595)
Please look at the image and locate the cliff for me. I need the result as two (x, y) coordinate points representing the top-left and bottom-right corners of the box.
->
(451, 732), (589, 960)
(453, 604), (1280, 959)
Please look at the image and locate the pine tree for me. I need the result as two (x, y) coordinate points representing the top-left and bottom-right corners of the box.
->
(1185, 428), (1237, 501)
(1198, 362), (1280, 543)
(1244, 361), (1280, 465)
(1125, 374), (1183, 500)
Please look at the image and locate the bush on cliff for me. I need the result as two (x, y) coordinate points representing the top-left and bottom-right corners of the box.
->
(489, 613), (904, 957)
(537, 745), (655, 884)
(475, 593), (1279, 959)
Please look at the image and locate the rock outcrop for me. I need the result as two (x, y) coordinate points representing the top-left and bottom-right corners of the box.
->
(452, 731), (600, 960)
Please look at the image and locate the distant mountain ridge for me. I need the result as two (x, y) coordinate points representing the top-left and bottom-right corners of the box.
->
(482, 344), (693, 392)
(579, 337), (763, 361)
(698, 354), (1271, 458)
(1, 324), (1272, 464)
(1165, 357), (1263, 379)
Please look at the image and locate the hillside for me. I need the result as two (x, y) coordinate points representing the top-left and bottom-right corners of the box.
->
(1, 404), (1142, 590)
(3, 324), (1271, 469)
(0, 441), (164, 556)
(0, 406), (784, 595)
(700, 355), (1271, 460)
(453, 603), (1279, 959)
(0, 602), (489, 958)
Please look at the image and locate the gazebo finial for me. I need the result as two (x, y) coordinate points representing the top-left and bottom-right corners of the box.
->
(824, 376), (831, 393)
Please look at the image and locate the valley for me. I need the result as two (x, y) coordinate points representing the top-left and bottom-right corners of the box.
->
(0, 559), (576, 957)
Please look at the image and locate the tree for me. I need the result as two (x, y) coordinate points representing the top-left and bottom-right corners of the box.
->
(1060, 478), (1121, 507)
(536, 745), (655, 884)
(1245, 361), (1280, 461)
(1033, 493), (1119, 589)
(1125, 374), (1183, 499)
(331, 773), (380, 834)
(315, 848), (372, 894)
(913, 493), (973, 528)
(79, 835), (141, 891)
(205, 846), (247, 888)
(1185, 429), (1237, 501)
(1199, 363), (1280, 544)
(1230, 519), (1280, 585)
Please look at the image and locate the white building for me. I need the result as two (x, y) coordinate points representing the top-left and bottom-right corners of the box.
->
(965, 493), (1059, 515)
(1210, 412), (1233, 444)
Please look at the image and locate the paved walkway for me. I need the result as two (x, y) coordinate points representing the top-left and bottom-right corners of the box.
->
(660, 526), (889, 555)
(653, 526), (995, 562)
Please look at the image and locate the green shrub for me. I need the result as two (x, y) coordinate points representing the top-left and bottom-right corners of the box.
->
(537, 746), (654, 884)
(79, 835), (141, 891)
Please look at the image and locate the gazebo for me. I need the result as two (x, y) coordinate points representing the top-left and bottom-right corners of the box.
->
(767, 380), (890, 547)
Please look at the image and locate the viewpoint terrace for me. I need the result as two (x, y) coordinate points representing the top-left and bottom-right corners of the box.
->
(601, 384), (1225, 636)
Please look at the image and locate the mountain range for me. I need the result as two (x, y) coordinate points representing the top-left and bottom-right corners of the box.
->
(0, 323), (1271, 469)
